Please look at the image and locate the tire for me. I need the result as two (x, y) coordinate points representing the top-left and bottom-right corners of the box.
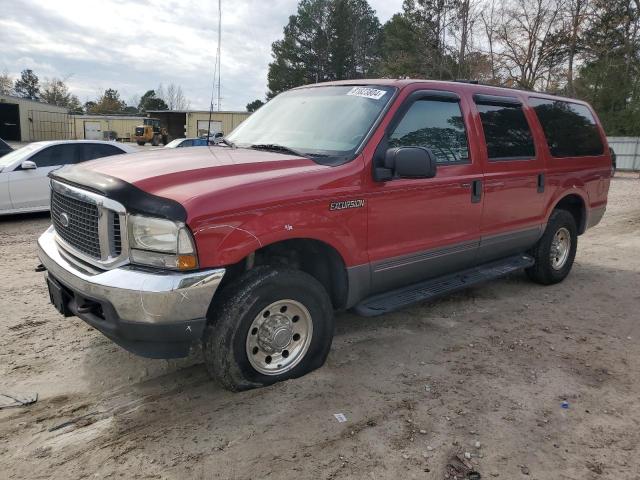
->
(151, 135), (160, 146)
(526, 209), (578, 285)
(162, 134), (168, 145)
(203, 266), (334, 391)
(136, 140), (145, 146)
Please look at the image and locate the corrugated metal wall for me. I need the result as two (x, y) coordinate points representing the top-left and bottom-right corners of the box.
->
(0, 94), (70, 141)
(186, 112), (250, 137)
(71, 116), (143, 140)
(607, 137), (640, 171)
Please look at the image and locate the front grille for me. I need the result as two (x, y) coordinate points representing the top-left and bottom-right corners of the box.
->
(113, 214), (122, 255)
(51, 190), (101, 258)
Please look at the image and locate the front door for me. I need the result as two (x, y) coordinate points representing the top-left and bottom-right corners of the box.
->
(0, 103), (21, 141)
(8, 143), (81, 209)
(471, 94), (547, 262)
(366, 90), (484, 294)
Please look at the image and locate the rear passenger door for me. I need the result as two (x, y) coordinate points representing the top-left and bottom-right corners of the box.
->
(366, 90), (484, 293)
(8, 144), (81, 210)
(472, 94), (546, 262)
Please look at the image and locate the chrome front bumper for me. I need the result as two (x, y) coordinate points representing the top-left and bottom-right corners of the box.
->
(38, 225), (225, 358)
(38, 226), (225, 324)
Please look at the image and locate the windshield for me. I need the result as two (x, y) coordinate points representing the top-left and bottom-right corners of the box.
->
(0, 143), (42, 169)
(226, 85), (396, 163)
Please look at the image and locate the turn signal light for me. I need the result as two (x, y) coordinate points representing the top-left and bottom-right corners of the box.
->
(177, 254), (198, 270)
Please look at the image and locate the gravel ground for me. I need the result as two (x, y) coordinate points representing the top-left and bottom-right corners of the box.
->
(1, 175), (639, 480)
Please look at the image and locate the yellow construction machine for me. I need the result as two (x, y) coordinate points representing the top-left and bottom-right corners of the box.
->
(134, 118), (168, 146)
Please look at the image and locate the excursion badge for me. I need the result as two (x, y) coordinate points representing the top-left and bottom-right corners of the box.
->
(329, 199), (366, 211)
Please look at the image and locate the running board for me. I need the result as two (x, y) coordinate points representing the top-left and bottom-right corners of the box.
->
(354, 254), (534, 317)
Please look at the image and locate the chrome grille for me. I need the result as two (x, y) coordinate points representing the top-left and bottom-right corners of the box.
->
(51, 189), (101, 258)
(50, 180), (128, 269)
(113, 214), (122, 255)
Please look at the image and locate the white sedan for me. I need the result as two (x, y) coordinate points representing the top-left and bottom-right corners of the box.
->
(0, 140), (136, 215)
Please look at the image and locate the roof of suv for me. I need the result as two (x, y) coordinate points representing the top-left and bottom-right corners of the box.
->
(297, 79), (588, 106)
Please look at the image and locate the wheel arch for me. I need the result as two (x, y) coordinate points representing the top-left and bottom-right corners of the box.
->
(218, 237), (350, 310)
(549, 192), (587, 235)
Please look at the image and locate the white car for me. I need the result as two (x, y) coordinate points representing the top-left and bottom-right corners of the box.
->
(0, 140), (136, 215)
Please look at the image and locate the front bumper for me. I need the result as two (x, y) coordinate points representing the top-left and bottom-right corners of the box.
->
(37, 226), (225, 358)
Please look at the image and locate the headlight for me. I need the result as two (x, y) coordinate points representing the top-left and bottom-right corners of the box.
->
(128, 215), (198, 270)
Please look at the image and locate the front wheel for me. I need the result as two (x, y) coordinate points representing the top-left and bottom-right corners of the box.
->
(526, 209), (578, 285)
(136, 140), (145, 146)
(203, 266), (334, 391)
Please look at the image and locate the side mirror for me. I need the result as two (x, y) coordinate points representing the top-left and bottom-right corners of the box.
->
(385, 147), (437, 179)
(21, 160), (37, 170)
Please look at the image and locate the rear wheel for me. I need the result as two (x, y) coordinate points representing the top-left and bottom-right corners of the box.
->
(526, 209), (578, 285)
(203, 266), (334, 391)
(151, 135), (160, 146)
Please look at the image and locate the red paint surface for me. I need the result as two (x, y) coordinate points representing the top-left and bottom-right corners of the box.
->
(81, 80), (612, 269)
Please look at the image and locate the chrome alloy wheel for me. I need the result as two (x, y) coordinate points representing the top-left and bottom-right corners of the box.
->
(245, 299), (313, 375)
(550, 227), (571, 270)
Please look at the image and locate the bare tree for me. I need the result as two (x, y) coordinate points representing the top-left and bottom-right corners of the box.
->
(0, 69), (12, 95)
(158, 82), (190, 110)
(561, 0), (590, 94)
(495, 0), (563, 89)
(479, 0), (501, 82)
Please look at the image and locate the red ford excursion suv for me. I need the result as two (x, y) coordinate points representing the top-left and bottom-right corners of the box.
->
(38, 80), (611, 391)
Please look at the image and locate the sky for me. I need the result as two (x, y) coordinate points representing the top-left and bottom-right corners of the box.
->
(0, 0), (403, 111)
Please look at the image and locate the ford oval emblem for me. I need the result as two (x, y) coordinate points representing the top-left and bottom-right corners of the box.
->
(60, 212), (70, 228)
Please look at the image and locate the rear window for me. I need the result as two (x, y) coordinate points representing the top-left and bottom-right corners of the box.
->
(476, 102), (535, 160)
(529, 98), (604, 157)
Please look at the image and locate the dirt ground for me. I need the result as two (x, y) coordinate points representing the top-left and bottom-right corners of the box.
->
(1, 175), (639, 480)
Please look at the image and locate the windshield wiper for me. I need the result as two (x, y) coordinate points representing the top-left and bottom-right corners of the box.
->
(249, 144), (310, 158)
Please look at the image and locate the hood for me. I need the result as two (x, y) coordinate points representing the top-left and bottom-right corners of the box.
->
(84, 146), (323, 190)
(51, 146), (336, 221)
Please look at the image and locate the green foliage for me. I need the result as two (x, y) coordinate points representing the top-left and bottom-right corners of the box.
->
(246, 99), (265, 112)
(137, 90), (168, 113)
(13, 69), (40, 100)
(267, 0), (381, 97)
(87, 88), (127, 114)
(41, 78), (82, 112)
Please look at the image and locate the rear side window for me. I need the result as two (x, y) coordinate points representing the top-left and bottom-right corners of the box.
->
(29, 144), (80, 167)
(82, 143), (124, 161)
(388, 99), (469, 164)
(476, 102), (535, 160)
(529, 98), (604, 157)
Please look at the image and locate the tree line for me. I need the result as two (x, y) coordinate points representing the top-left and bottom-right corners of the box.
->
(253, 0), (640, 136)
(0, 69), (190, 115)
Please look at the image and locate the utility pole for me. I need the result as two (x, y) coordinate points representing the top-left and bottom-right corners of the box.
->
(207, 0), (222, 141)
(217, 0), (222, 112)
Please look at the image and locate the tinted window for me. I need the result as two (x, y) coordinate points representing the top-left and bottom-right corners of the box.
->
(476, 103), (535, 160)
(529, 98), (604, 157)
(388, 99), (469, 164)
(29, 144), (80, 167)
(82, 143), (124, 161)
(181, 140), (194, 147)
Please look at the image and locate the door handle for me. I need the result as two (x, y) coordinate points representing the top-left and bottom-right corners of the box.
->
(471, 180), (482, 203)
(537, 173), (545, 193)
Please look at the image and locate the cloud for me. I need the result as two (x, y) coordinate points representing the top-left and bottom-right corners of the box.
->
(0, 0), (403, 110)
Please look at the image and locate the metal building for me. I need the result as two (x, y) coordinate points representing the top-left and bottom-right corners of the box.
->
(0, 93), (71, 142)
(147, 110), (251, 139)
(70, 115), (144, 141)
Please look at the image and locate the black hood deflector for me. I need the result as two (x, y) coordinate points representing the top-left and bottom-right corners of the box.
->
(50, 165), (187, 222)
